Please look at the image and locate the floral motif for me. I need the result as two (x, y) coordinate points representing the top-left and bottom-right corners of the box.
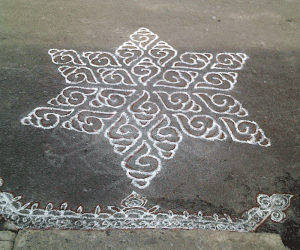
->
(0, 177), (293, 231)
(21, 28), (271, 188)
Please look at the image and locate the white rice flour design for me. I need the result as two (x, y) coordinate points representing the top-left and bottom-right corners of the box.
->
(98, 68), (137, 86)
(21, 27), (271, 189)
(121, 141), (161, 189)
(48, 49), (86, 65)
(0, 177), (293, 231)
(89, 89), (135, 108)
(58, 66), (99, 84)
(154, 70), (198, 89)
(116, 41), (143, 66)
(105, 112), (142, 155)
(62, 110), (116, 134)
(173, 113), (227, 140)
(193, 93), (248, 117)
(131, 58), (161, 85)
(148, 115), (182, 159)
(194, 72), (238, 91)
(82, 52), (121, 67)
(172, 52), (213, 70)
(155, 91), (201, 113)
(48, 86), (98, 107)
(128, 91), (159, 127)
(211, 53), (249, 70)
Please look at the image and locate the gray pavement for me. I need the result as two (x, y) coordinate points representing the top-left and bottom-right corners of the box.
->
(0, 229), (289, 250)
(1, 0), (300, 249)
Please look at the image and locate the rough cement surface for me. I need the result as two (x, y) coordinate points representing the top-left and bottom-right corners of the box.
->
(13, 229), (288, 250)
(0, 0), (299, 249)
(0, 232), (16, 242)
(0, 223), (18, 234)
(0, 241), (13, 250)
(0, 231), (16, 250)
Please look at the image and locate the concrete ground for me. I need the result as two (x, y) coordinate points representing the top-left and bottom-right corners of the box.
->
(0, 229), (290, 250)
(1, 0), (299, 249)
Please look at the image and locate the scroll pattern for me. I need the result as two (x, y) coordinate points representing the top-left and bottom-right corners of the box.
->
(128, 91), (159, 127)
(105, 113), (141, 155)
(21, 108), (74, 129)
(149, 41), (177, 66)
(194, 93), (248, 117)
(172, 52), (213, 70)
(148, 115), (182, 159)
(89, 89), (135, 108)
(155, 91), (201, 112)
(194, 72), (238, 91)
(116, 41), (143, 66)
(174, 114), (226, 140)
(48, 49), (85, 65)
(21, 27), (271, 189)
(130, 27), (158, 49)
(0, 178), (293, 231)
(154, 70), (198, 89)
(211, 53), (249, 70)
(220, 118), (271, 146)
(58, 66), (99, 84)
(83, 52), (121, 67)
(62, 110), (116, 134)
(48, 87), (97, 107)
(131, 58), (161, 85)
(121, 141), (161, 189)
(98, 68), (137, 86)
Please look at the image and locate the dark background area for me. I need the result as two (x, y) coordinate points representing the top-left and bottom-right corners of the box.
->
(1, 0), (299, 248)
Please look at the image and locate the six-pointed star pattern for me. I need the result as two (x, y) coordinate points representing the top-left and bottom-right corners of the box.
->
(21, 28), (271, 189)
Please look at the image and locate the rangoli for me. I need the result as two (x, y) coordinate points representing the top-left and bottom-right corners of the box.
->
(0, 177), (293, 231)
(20, 28), (271, 189)
(0, 28), (293, 232)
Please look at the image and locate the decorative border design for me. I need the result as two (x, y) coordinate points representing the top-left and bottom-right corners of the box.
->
(0, 177), (293, 231)
(2, 28), (285, 231)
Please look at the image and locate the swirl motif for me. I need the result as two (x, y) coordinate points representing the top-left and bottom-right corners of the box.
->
(82, 52), (121, 67)
(257, 194), (293, 223)
(173, 113), (227, 140)
(121, 191), (148, 209)
(131, 58), (161, 85)
(194, 93), (248, 117)
(172, 52), (213, 70)
(121, 141), (161, 189)
(148, 115), (182, 159)
(211, 53), (249, 70)
(105, 113), (142, 155)
(98, 68), (137, 86)
(48, 87), (97, 106)
(20, 27), (272, 191)
(155, 91), (201, 112)
(149, 41), (177, 66)
(220, 118), (271, 146)
(21, 107), (74, 129)
(62, 110), (115, 134)
(154, 70), (198, 89)
(195, 72), (238, 90)
(128, 91), (159, 127)
(116, 41), (144, 66)
(58, 66), (99, 84)
(48, 49), (85, 65)
(0, 181), (293, 231)
(89, 89), (135, 108)
(130, 27), (158, 49)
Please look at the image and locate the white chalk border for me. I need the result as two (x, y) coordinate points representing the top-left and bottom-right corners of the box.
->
(0, 177), (293, 231)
